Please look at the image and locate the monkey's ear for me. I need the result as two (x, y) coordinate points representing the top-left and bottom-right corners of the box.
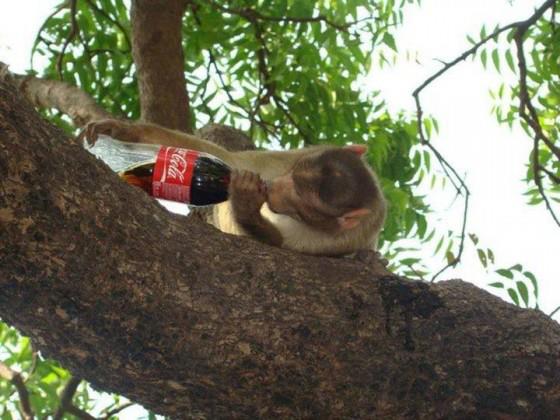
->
(344, 144), (368, 156)
(337, 208), (371, 230)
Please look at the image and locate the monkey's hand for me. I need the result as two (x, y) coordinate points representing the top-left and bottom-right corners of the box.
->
(77, 119), (138, 146)
(229, 170), (283, 247)
(229, 170), (267, 223)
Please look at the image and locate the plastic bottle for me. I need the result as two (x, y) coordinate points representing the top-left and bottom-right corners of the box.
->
(86, 135), (231, 206)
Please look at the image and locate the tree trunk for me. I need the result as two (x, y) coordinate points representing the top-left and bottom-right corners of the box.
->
(131, 0), (192, 132)
(0, 80), (559, 419)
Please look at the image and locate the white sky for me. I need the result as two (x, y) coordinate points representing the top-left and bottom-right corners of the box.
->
(0, 0), (557, 321)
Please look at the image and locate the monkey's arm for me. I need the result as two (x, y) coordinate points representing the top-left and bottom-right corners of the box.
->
(229, 170), (283, 247)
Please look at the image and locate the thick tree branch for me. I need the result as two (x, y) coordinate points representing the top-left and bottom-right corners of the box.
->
(131, 0), (192, 132)
(1, 79), (560, 418)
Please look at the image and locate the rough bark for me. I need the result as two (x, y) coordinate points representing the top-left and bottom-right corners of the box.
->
(0, 62), (111, 127)
(1, 79), (560, 419)
(130, 0), (192, 132)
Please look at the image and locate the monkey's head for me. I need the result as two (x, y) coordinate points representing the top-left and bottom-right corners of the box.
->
(266, 146), (380, 233)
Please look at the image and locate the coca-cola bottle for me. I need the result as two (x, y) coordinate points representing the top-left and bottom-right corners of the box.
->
(86, 135), (231, 206)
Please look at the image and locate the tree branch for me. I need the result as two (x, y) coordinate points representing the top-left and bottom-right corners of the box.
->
(130, 0), (192, 132)
(53, 376), (84, 420)
(188, 3), (280, 140)
(102, 402), (135, 419)
(203, 0), (370, 32)
(56, 0), (79, 80)
(0, 362), (34, 420)
(513, 9), (560, 227)
(84, 0), (132, 52)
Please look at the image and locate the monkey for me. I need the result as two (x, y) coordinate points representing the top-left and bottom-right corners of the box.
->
(79, 119), (386, 256)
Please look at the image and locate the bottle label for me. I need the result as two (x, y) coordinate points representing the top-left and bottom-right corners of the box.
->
(152, 147), (199, 203)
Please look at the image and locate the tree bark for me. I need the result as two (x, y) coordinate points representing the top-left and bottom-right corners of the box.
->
(1, 79), (560, 419)
(130, 0), (192, 132)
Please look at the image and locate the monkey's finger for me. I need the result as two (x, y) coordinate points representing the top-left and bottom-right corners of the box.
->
(230, 170), (241, 187)
(76, 129), (86, 145)
(250, 172), (261, 186)
(86, 122), (99, 146)
(240, 170), (253, 188)
(245, 171), (256, 186)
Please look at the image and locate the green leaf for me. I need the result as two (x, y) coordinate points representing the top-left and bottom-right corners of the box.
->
(468, 233), (479, 245)
(491, 49), (500, 72)
(507, 288), (520, 306)
(481, 49), (488, 68)
(487, 248), (495, 264)
(516, 281), (529, 307)
(523, 271), (539, 298)
(383, 33), (397, 52)
(496, 269), (513, 280)
(509, 264), (523, 272)
(445, 250), (456, 265)
(477, 249), (487, 268)
(505, 49), (515, 72)
(488, 282), (504, 289)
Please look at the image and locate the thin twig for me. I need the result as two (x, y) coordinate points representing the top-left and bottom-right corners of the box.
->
(23, 350), (38, 384)
(514, 13), (560, 227)
(404, 264), (426, 281)
(413, 0), (556, 98)
(31, 1), (69, 68)
(84, 0), (132, 51)
(57, 0), (79, 80)
(538, 164), (560, 184)
(272, 94), (312, 144)
(550, 305), (560, 318)
(66, 404), (97, 420)
(189, 3), (276, 137)
(103, 402), (135, 419)
(0, 361), (34, 420)
(414, 92), (470, 282)
(204, 0), (367, 32)
(53, 376), (83, 420)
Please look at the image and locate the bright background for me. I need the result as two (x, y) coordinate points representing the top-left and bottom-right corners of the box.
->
(0, 0), (557, 319)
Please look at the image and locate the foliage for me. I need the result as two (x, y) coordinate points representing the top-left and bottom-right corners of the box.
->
(475, 3), (560, 217)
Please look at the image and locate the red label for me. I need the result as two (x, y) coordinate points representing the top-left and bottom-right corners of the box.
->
(152, 147), (199, 203)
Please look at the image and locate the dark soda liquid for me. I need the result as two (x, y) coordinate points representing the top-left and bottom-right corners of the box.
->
(120, 155), (230, 206)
